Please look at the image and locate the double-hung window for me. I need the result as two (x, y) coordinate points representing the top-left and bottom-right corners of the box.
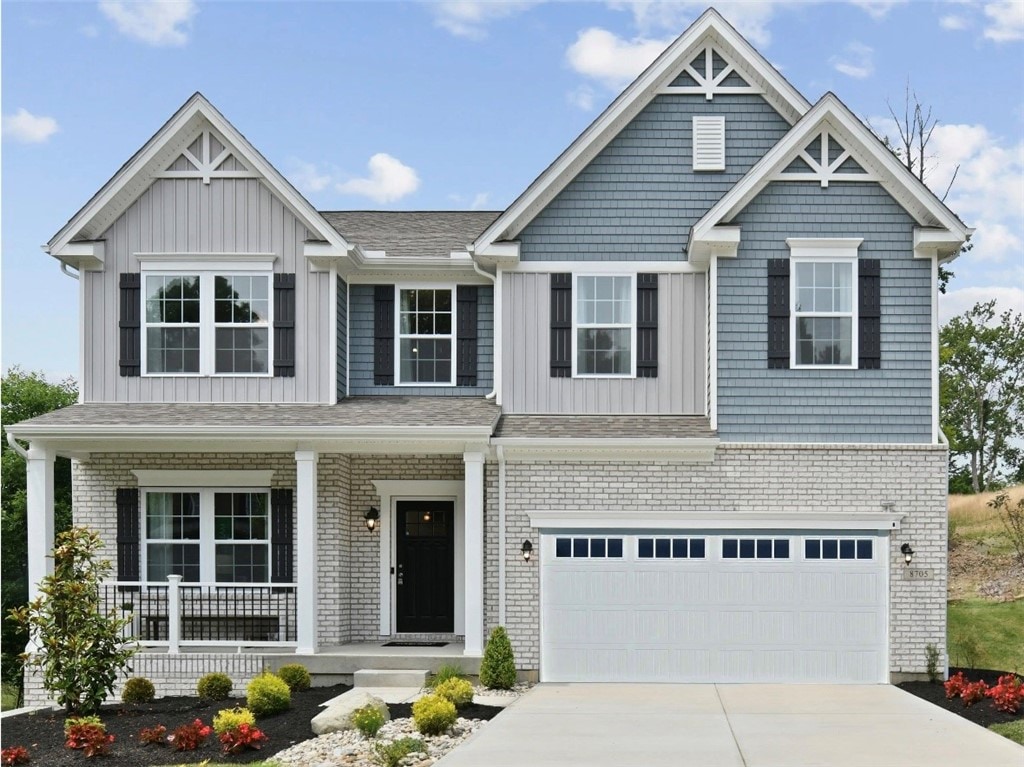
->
(142, 265), (272, 376)
(573, 275), (635, 377)
(788, 240), (859, 368)
(397, 287), (454, 385)
(143, 489), (270, 583)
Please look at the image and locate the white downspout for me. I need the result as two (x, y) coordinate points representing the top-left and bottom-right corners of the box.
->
(470, 259), (498, 400)
(60, 263), (80, 280)
(7, 432), (29, 459)
(497, 445), (507, 626)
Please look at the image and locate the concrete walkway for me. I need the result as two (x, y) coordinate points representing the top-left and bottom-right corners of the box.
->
(435, 684), (1024, 767)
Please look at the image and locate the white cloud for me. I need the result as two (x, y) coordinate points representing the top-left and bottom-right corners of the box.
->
(567, 84), (597, 111)
(609, 1), (787, 47)
(431, 1), (540, 40)
(470, 192), (491, 210)
(566, 28), (672, 91)
(2, 108), (59, 143)
(830, 42), (874, 78)
(849, 0), (906, 20)
(80, 23), (100, 37)
(940, 286), (1024, 325)
(983, 0), (1024, 42)
(98, 0), (196, 46)
(288, 161), (332, 194)
(337, 153), (420, 204)
(940, 14), (970, 31)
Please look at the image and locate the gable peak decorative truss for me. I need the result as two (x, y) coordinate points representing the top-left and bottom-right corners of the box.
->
(778, 128), (875, 187)
(158, 129), (256, 184)
(660, 43), (761, 100)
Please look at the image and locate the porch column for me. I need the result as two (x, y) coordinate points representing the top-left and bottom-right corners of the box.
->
(295, 449), (319, 655)
(463, 450), (485, 656)
(26, 443), (55, 606)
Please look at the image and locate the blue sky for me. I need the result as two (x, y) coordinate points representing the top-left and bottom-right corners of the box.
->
(3, 0), (1022, 380)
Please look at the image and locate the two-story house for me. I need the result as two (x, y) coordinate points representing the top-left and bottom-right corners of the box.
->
(11, 9), (969, 702)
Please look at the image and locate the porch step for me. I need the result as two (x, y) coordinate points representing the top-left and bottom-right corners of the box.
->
(354, 669), (429, 688)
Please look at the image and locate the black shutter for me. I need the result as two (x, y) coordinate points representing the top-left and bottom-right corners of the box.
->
(273, 273), (296, 377)
(636, 274), (659, 377)
(550, 274), (572, 377)
(270, 489), (293, 584)
(119, 273), (141, 377)
(456, 286), (478, 386)
(767, 259), (790, 369)
(858, 259), (881, 369)
(116, 488), (140, 583)
(373, 286), (395, 385)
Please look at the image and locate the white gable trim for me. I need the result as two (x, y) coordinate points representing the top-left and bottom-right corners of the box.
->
(690, 94), (970, 264)
(47, 93), (350, 267)
(470, 9), (811, 261)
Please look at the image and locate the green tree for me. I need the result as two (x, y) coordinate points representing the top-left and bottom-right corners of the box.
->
(1, 368), (77, 693)
(8, 527), (136, 714)
(940, 302), (1024, 492)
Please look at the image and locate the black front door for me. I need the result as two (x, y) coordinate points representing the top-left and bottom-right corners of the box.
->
(395, 500), (455, 633)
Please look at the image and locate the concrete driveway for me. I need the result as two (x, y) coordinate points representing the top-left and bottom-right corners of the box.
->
(436, 684), (1024, 767)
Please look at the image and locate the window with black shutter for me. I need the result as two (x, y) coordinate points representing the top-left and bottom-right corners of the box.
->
(119, 274), (141, 377)
(373, 285), (395, 385)
(273, 273), (296, 377)
(456, 285), (478, 386)
(550, 274), (572, 377)
(270, 489), (294, 584)
(858, 260), (881, 369)
(636, 274), (659, 377)
(766, 259), (790, 369)
(116, 488), (141, 582)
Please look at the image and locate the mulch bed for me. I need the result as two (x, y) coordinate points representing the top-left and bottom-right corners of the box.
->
(1, 686), (505, 766)
(898, 667), (1024, 729)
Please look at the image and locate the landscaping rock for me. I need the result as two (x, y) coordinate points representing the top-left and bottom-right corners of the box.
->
(311, 690), (390, 735)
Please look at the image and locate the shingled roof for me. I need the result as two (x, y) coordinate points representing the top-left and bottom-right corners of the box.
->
(320, 211), (501, 259)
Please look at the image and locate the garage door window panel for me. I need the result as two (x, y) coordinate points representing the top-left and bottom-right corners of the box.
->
(722, 538), (790, 560)
(805, 538), (874, 560)
(638, 537), (706, 559)
(555, 536), (623, 559)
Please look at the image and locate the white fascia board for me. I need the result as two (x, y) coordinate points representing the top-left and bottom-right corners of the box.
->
(691, 95), (970, 248)
(913, 227), (970, 260)
(688, 226), (741, 266)
(469, 241), (521, 269)
(512, 260), (706, 274)
(472, 9), (811, 255)
(493, 437), (719, 462)
(49, 240), (105, 271)
(526, 510), (904, 531)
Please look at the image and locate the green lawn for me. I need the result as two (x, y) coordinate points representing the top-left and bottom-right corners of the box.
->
(948, 599), (1024, 672)
(1, 682), (20, 711)
(988, 720), (1024, 746)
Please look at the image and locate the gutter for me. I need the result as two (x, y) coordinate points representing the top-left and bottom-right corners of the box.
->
(6, 424), (497, 441)
(469, 257), (498, 401)
(6, 432), (29, 459)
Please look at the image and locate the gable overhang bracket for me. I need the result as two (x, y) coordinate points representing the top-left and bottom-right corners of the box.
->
(304, 240), (358, 274)
(469, 240), (520, 268)
(914, 227), (971, 261)
(688, 226), (741, 266)
(48, 240), (105, 271)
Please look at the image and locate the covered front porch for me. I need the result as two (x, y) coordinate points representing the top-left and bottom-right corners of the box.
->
(9, 399), (500, 681)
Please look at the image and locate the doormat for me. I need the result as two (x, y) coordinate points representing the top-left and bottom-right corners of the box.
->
(382, 641), (448, 648)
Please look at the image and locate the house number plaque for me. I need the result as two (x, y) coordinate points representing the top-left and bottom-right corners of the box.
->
(902, 568), (934, 581)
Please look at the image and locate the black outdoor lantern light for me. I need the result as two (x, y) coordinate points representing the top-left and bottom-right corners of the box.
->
(521, 539), (534, 562)
(900, 542), (914, 565)
(365, 506), (380, 532)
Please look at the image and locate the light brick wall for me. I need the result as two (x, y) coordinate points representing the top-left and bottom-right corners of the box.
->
(486, 444), (948, 677)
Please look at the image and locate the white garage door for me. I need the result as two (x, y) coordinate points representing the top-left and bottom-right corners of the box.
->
(540, 531), (888, 683)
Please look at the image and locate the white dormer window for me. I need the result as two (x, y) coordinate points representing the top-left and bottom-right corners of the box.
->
(573, 275), (636, 377)
(693, 116), (726, 171)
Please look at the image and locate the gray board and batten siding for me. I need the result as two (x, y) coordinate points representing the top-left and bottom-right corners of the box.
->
(347, 283), (495, 396)
(501, 272), (706, 414)
(716, 180), (933, 443)
(517, 94), (791, 261)
(84, 177), (333, 403)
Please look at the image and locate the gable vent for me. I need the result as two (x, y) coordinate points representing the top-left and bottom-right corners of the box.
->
(693, 116), (726, 171)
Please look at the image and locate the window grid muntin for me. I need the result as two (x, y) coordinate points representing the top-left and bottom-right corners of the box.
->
(722, 537), (791, 560)
(213, 275), (270, 374)
(396, 287), (455, 385)
(554, 536), (624, 559)
(572, 274), (636, 378)
(142, 488), (272, 583)
(144, 491), (201, 582)
(637, 537), (707, 559)
(790, 254), (858, 369)
(144, 275), (202, 374)
(804, 537), (874, 561)
(141, 271), (273, 377)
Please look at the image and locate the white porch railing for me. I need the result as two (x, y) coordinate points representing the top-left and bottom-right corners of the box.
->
(101, 576), (298, 652)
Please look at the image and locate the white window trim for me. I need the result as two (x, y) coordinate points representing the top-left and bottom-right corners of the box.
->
(140, 265), (274, 378)
(140, 486), (272, 584)
(801, 535), (876, 562)
(787, 238), (861, 371)
(571, 273), (637, 378)
(394, 283), (457, 387)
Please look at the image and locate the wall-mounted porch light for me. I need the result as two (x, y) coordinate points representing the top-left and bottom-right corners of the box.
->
(900, 542), (914, 566)
(521, 539), (534, 562)
(365, 507), (380, 532)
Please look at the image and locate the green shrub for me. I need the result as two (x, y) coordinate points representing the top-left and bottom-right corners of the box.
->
(925, 644), (941, 683)
(276, 663), (312, 692)
(122, 676), (155, 704)
(412, 693), (456, 735)
(352, 704), (386, 738)
(246, 672), (291, 717)
(197, 672), (233, 701)
(8, 528), (137, 714)
(212, 706), (256, 736)
(434, 677), (473, 709)
(426, 663), (467, 689)
(374, 736), (425, 767)
(479, 626), (517, 690)
(64, 715), (103, 735)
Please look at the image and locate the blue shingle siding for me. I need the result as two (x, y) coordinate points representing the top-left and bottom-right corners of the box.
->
(518, 94), (791, 261)
(716, 181), (933, 443)
(348, 284), (494, 396)
(337, 276), (348, 401)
